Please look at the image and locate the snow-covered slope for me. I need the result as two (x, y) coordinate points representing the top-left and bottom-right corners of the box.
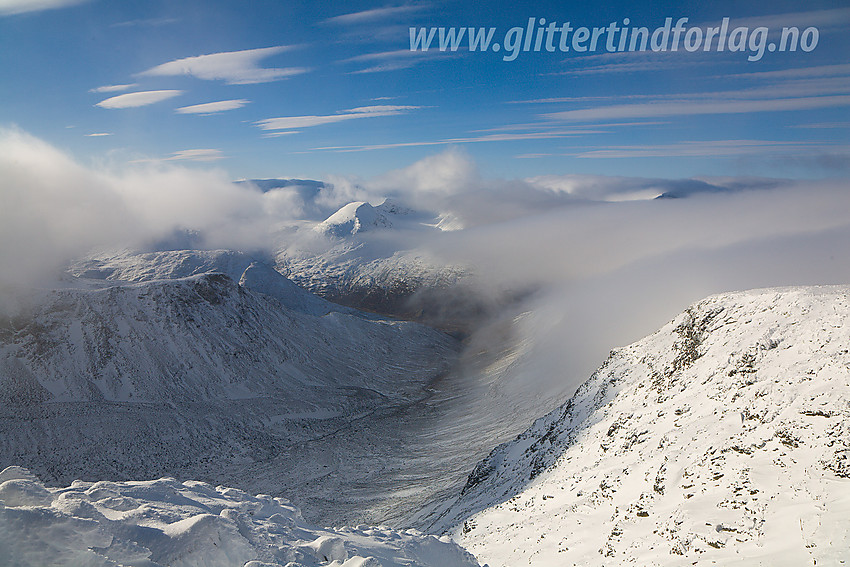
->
(276, 245), (473, 327)
(432, 286), (850, 566)
(69, 249), (258, 284)
(0, 466), (479, 567)
(70, 249), (355, 317)
(0, 265), (457, 487)
(1, 272), (451, 404)
(5, 249), (550, 529)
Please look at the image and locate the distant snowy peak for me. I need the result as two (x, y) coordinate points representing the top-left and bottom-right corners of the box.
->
(435, 285), (850, 566)
(315, 201), (393, 237)
(314, 199), (439, 238)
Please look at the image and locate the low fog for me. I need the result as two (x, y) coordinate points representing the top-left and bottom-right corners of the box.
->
(2, 128), (849, 396)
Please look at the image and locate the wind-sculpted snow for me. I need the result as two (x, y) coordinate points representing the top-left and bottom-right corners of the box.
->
(433, 286), (850, 566)
(0, 466), (480, 567)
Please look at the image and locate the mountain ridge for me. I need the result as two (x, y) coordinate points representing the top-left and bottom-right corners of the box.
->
(430, 285), (850, 565)
(0, 264), (458, 489)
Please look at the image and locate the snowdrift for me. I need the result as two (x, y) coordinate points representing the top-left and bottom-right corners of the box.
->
(0, 466), (479, 567)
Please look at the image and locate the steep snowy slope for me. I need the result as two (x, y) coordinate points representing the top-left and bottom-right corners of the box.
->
(0, 268), (457, 486)
(276, 245), (475, 329)
(0, 466), (479, 567)
(432, 286), (850, 566)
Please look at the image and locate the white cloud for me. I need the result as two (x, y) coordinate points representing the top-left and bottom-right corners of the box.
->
(89, 83), (138, 93)
(110, 17), (178, 28)
(257, 114), (365, 130)
(313, 129), (603, 152)
(322, 5), (424, 25)
(176, 99), (250, 115)
(262, 131), (300, 138)
(725, 63), (850, 81)
(0, 130), (273, 290)
(794, 122), (850, 129)
(351, 61), (422, 74)
(0, 0), (88, 15)
(85, 132), (112, 137)
(139, 46), (306, 85)
(519, 78), (850, 106)
(132, 149), (227, 163)
(552, 51), (707, 76)
(545, 95), (850, 122)
(166, 149), (225, 162)
(256, 105), (419, 131)
(96, 90), (182, 109)
(340, 48), (455, 73)
(563, 140), (827, 159)
(725, 7), (850, 33)
(342, 49), (430, 63)
(345, 105), (419, 114)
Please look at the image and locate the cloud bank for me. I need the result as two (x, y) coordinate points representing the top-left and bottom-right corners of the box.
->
(2, 132), (849, 398)
(288, 149), (850, 391)
(0, 129), (276, 290)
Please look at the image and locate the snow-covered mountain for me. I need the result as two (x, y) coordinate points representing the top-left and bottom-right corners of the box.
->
(0, 251), (458, 488)
(0, 466), (479, 567)
(314, 201), (395, 237)
(68, 249), (354, 317)
(431, 286), (850, 566)
(4, 249), (560, 530)
(276, 245), (475, 331)
(277, 200), (511, 333)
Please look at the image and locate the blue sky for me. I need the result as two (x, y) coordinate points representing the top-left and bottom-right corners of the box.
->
(1, 0), (848, 180)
